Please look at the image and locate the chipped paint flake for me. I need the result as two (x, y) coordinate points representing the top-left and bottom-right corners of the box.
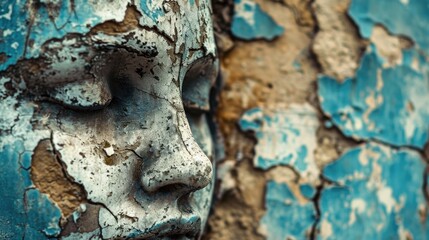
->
(349, 0), (429, 54)
(259, 181), (316, 240)
(239, 104), (320, 181)
(318, 45), (429, 149)
(319, 143), (429, 239)
(231, 0), (284, 40)
(103, 146), (115, 157)
(0, 0), (130, 71)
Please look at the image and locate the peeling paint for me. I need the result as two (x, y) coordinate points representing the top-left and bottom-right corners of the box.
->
(1, 1), (218, 238)
(259, 181), (316, 240)
(231, 0), (284, 40)
(349, 0), (429, 54)
(0, 141), (61, 239)
(318, 45), (429, 149)
(319, 143), (429, 239)
(239, 104), (320, 181)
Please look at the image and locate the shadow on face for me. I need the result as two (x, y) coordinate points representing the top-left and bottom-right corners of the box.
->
(0, 1), (218, 239)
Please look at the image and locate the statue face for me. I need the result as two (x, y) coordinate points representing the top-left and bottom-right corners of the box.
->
(0, 1), (217, 239)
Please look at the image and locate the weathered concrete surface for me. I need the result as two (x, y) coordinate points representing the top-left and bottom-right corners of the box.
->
(205, 0), (321, 239)
(205, 0), (429, 239)
(239, 104), (320, 181)
(312, 0), (364, 81)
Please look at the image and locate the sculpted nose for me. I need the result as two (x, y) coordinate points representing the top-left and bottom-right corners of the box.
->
(140, 113), (213, 193)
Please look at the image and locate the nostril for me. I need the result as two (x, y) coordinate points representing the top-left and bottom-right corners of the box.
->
(140, 156), (213, 193)
(156, 183), (189, 194)
(177, 192), (193, 213)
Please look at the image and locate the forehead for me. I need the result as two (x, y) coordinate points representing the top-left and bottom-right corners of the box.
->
(1, 0), (215, 71)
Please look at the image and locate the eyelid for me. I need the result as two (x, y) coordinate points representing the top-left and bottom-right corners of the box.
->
(47, 79), (112, 111)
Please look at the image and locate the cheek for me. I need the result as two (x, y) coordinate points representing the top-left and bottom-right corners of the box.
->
(50, 126), (141, 203)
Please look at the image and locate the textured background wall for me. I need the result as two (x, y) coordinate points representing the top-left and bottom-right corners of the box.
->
(204, 0), (429, 239)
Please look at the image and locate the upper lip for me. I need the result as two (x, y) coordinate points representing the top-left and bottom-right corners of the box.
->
(128, 215), (201, 239)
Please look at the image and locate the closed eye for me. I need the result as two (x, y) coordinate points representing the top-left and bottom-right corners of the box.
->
(46, 78), (112, 111)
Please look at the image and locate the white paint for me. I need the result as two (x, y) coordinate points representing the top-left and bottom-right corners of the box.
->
(0, 4), (13, 20)
(1, 0), (218, 238)
(351, 198), (366, 213)
(377, 187), (396, 213)
(244, 104), (320, 182)
(11, 42), (18, 49)
(400, 0), (409, 5)
(234, 0), (256, 26)
(3, 29), (13, 37)
(103, 146), (115, 157)
(319, 219), (333, 239)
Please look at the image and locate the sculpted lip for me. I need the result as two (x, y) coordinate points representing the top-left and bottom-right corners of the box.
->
(129, 215), (201, 239)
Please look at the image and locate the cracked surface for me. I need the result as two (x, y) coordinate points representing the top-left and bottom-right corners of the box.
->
(1, 0), (218, 239)
(31, 138), (86, 218)
(206, 0), (429, 239)
(2, 0), (429, 239)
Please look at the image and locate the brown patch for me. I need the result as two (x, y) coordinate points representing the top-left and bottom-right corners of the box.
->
(281, 0), (315, 27)
(212, 0), (234, 54)
(0, 52), (8, 65)
(164, 0), (181, 14)
(314, 123), (359, 167)
(370, 25), (414, 67)
(312, 0), (366, 81)
(203, 187), (265, 240)
(31, 139), (86, 217)
(60, 204), (101, 237)
(216, 0), (318, 161)
(90, 5), (142, 35)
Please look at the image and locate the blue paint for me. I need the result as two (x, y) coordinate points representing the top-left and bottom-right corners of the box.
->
(260, 181), (316, 240)
(25, 188), (62, 237)
(318, 143), (429, 239)
(349, 0), (429, 54)
(0, 141), (61, 239)
(231, 0), (284, 40)
(139, 0), (164, 22)
(239, 106), (319, 179)
(324, 120), (333, 128)
(0, 1), (29, 71)
(318, 45), (429, 149)
(20, 151), (32, 170)
(1, 1), (102, 70)
(299, 184), (316, 199)
(26, 0), (105, 59)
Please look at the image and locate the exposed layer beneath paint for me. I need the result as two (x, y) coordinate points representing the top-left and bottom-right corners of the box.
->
(349, 0), (428, 54)
(239, 104), (320, 181)
(312, 0), (363, 80)
(31, 139), (87, 218)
